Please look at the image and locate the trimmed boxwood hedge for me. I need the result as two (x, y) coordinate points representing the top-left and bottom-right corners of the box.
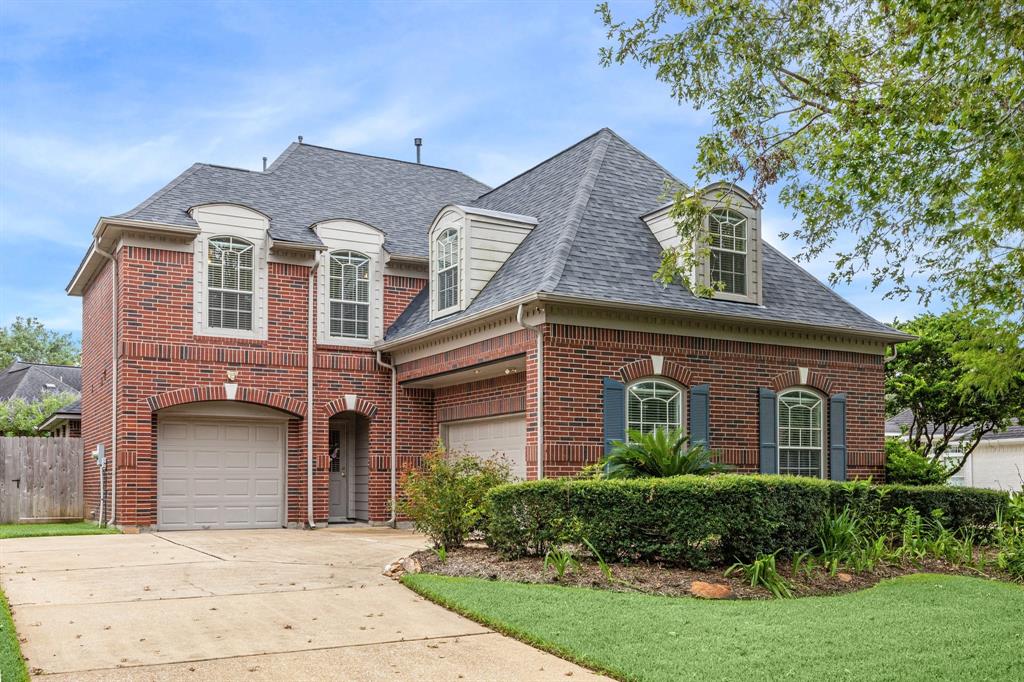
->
(484, 475), (1008, 567)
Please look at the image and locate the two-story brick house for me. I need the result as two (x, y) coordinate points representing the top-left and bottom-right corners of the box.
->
(68, 128), (909, 531)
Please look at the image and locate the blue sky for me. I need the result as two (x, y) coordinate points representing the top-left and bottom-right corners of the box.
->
(0, 0), (931, 339)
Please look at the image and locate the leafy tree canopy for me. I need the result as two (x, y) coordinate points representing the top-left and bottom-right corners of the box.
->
(0, 316), (80, 368)
(599, 0), (1023, 322)
(0, 393), (78, 437)
(886, 310), (1024, 474)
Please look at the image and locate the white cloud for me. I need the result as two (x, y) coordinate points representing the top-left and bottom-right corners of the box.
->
(0, 287), (81, 334)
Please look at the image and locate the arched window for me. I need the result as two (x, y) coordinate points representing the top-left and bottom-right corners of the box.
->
(777, 389), (824, 477)
(708, 209), (747, 295)
(207, 236), (254, 331)
(329, 250), (370, 339)
(436, 228), (459, 311)
(626, 379), (684, 436)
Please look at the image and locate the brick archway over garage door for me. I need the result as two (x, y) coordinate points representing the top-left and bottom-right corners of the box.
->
(147, 385), (306, 418)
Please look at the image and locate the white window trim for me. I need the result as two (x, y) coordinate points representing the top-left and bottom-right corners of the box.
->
(625, 378), (686, 439)
(193, 232), (269, 340)
(692, 185), (762, 305)
(776, 388), (826, 479)
(435, 228), (460, 316)
(708, 209), (749, 297)
(320, 249), (376, 346)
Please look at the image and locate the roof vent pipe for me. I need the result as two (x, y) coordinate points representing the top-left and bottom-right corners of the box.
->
(298, 135), (303, 144)
(414, 138), (422, 164)
(262, 156), (268, 171)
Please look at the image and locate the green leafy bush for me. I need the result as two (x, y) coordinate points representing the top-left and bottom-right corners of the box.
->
(485, 475), (1007, 568)
(885, 438), (950, 486)
(398, 445), (510, 549)
(601, 428), (731, 478)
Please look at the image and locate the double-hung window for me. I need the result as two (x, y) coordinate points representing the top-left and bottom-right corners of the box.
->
(329, 250), (370, 339)
(777, 389), (824, 477)
(708, 209), (747, 295)
(436, 228), (459, 311)
(207, 236), (254, 331)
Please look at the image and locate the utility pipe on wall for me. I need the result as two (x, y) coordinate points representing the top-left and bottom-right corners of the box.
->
(516, 303), (544, 479)
(93, 240), (118, 525)
(307, 258), (320, 529)
(375, 351), (397, 528)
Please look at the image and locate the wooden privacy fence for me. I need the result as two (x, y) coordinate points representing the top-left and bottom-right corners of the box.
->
(0, 437), (83, 523)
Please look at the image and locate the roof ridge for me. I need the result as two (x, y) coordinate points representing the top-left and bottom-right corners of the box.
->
(285, 140), (485, 180)
(114, 163), (203, 220)
(265, 142), (300, 173)
(601, 127), (686, 189)
(540, 129), (612, 292)
(472, 128), (608, 203)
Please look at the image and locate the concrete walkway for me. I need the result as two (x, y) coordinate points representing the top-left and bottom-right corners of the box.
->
(1, 528), (603, 680)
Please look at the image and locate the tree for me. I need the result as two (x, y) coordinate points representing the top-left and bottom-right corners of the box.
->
(0, 317), (80, 368)
(599, 0), (1024, 322)
(0, 393), (78, 437)
(886, 310), (1024, 475)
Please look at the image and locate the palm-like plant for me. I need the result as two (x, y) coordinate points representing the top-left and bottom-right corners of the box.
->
(601, 428), (730, 479)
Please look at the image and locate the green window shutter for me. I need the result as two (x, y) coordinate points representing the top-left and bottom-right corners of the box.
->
(689, 384), (710, 448)
(829, 393), (848, 481)
(603, 377), (625, 454)
(759, 388), (778, 474)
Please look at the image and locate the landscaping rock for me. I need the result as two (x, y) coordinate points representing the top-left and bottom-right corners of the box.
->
(382, 560), (404, 578)
(401, 556), (422, 574)
(837, 572), (853, 583)
(690, 581), (735, 599)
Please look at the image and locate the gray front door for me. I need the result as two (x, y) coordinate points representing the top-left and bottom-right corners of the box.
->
(328, 424), (349, 522)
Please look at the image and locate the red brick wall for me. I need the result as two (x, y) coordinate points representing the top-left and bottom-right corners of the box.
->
(541, 323), (885, 480)
(434, 373), (526, 424)
(81, 259), (114, 522)
(384, 276), (427, 330)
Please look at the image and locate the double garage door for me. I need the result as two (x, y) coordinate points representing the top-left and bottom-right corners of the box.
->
(157, 419), (284, 530)
(444, 414), (526, 480)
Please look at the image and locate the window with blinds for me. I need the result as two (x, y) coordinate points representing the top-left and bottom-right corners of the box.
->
(329, 250), (370, 339)
(708, 209), (747, 295)
(626, 380), (683, 436)
(436, 228), (459, 311)
(207, 236), (254, 331)
(777, 389), (823, 477)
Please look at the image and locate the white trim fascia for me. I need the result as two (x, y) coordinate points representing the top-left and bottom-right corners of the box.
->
(453, 205), (539, 225)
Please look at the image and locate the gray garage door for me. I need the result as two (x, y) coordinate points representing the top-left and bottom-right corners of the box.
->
(157, 418), (284, 530)
(444, 414), (526, 480)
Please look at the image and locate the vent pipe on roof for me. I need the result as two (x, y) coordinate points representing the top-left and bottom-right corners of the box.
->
(298, 135), (304, 144)
(414, 137), (422, 164)
(262, 156), (268, 171)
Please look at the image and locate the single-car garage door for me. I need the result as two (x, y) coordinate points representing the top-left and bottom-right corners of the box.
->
(158, 418), (285, 530)
(444, 414), (526, 479)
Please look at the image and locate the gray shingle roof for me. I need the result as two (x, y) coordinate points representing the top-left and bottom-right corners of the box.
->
(885, 409), (1024, 442)
(115, 143), (490, 256)
(0, 362), (82, 411)
(386, 128), (903, 341)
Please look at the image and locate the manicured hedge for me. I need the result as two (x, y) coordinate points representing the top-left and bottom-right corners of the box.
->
(485, 475), (1008, 567)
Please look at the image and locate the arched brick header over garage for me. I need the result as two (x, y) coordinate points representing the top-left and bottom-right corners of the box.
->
(617, 355), (693, 387)
(768, 368), (834, 394)
(322, 395), (379, 419)
(146, 385), (306, 417)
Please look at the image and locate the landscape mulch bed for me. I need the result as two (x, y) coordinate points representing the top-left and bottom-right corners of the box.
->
(410, 544), (998, 599)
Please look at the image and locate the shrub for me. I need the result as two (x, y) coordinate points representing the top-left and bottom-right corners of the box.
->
(726, 551), (793, 598)
(601, 428), (731, 478)
(485, 474), (1007, 568)
(398, 445), (510, 549)
(885, 438), (950, 486)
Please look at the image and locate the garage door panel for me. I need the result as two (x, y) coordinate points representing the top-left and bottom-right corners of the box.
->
(446, 414), (526, 480)
(158, 418), (284, 530)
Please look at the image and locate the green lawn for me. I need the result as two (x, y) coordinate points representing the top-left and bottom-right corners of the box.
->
(404, 573), (1024, 682)
(0, 588), (28, 682)
(0, 521), (119, 540)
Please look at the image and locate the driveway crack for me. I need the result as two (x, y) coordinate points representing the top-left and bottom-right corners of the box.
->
(154, 533), (227, 561)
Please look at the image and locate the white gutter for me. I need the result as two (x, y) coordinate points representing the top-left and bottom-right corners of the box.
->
(307, 258), (320, 529)
(93, 239), (117, 526)
(375, 351), (397, 528)
(516, 303), (544, 479)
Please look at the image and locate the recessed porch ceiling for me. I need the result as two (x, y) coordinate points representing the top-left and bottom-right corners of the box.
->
(401, 355), (526, 389)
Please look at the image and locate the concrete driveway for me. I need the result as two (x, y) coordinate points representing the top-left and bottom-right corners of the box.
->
(1, 528), (602, 680)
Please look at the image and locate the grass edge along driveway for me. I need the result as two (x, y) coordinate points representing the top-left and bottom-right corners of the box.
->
(1, 587), (28, 682)
(0, 522), (119, 540)
(403, 573), (1024, 682)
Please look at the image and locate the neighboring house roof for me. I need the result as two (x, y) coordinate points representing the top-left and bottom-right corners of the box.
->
(0, 362), (82, 407)
(114, 143), (490, 256)
(37, 398), (82, 431)
(885, 408), (1024, 442)
(386, 128), (904, 341)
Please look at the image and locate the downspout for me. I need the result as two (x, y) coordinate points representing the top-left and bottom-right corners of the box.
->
(93, 240), (117, 526)
(516, 303), (544, 479)
(884, 343), (899, 364)
(307, 258), (320, 529)
(375, 351), (397, 528)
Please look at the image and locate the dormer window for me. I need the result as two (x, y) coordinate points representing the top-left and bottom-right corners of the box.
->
(436, 228), (459, 312)
(207, 236), (254, 331)
(708, 209), (747, 295)
(329, 250), (370, 339)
